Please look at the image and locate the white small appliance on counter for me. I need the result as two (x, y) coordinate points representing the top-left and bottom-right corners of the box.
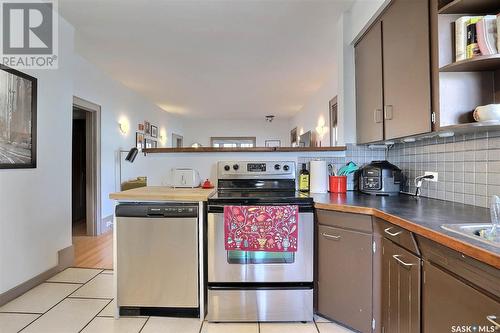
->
(172, 168), (201, 188)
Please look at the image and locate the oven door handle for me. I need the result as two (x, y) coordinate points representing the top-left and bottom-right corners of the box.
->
(321, 232), (341, 241)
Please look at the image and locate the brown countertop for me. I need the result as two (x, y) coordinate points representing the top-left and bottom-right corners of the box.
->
(109, 186), (215, 202)
(312, 192), (500, 269)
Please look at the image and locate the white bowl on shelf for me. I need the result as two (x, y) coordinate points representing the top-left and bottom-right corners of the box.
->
(473, 104), (500, 122)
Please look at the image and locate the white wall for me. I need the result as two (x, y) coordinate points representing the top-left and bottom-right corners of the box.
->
(0, 18), (75, 293)
(72, 55), (185, 219)
(182, 118), (289, 148)
(289, 74), (338, 147)
(347, 0), (391, 44)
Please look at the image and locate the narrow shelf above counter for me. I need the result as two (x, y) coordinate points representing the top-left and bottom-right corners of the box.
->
(143, 146), (347, 154)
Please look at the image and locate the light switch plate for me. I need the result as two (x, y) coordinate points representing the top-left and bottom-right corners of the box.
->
(424, 171), (438, 182)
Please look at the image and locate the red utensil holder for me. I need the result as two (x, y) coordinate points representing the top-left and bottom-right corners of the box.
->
(329, 176), (347, 193)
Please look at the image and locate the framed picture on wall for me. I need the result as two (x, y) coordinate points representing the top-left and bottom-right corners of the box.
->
(152, 140), (158, 148)
(138, 123), (144, 131)
(265, 140), (281, 148)
(144, 121), (151, 135)
(0, 65), (37, 169)
(151, 125), (158, 138)
(290, 127), (297, 147)
(136, 132), (144, 150)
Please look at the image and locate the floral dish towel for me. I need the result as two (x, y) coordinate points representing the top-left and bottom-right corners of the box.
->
(224, 205), (298, 252)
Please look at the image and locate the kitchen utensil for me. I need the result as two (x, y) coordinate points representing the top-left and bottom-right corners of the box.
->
(328, 164), (336, 176)
(338, 161), (358, 176)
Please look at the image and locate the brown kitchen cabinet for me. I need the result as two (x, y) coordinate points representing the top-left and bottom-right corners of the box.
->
(355, 0), (432, 144)
(381, 237), (421, 333)
(417, 235), (500, 332)
(316, 211), (374, 333)
(355, 21), (384, 144)
(422, 261), (500, 332)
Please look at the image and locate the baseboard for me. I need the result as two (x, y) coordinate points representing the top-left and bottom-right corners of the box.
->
(100, 214), (114, 234)
(0, 244), (74, 306)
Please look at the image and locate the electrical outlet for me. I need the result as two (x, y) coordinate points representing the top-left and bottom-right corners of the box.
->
(424, 171), (438, 182)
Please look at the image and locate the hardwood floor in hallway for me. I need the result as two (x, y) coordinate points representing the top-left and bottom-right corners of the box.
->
(73, 231), (113, 269)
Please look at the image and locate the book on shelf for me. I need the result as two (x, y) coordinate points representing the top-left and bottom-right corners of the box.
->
(477, 15), (498, 56)
(455, 16), (470, 62)
(466, 17), (483, 59)
(498, 14), (500, 54)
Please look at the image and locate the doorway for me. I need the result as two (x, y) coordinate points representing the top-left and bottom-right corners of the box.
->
(72, 108), (87, 236)
(71, 97), (110, 269)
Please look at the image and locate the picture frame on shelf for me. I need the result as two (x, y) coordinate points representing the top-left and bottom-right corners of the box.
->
(0, 65), (37, 169)
(151, 125), (158, 138)
(136, 132), (144, 150)
(265, 139), (281, 148)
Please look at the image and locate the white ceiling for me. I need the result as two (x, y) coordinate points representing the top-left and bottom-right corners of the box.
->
(59, 0), (353, 119)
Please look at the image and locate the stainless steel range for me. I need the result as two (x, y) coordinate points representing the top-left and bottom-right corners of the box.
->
(207, 161), (314, 322)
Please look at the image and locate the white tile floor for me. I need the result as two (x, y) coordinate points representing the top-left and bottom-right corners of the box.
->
(0, 268), (356, 333)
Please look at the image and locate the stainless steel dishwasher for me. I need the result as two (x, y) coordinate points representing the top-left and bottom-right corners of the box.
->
(115, 202), (199, 317)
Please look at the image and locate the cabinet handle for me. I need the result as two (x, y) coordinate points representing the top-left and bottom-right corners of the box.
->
(384, 227), (402, 237)
(486, 315), (500, 328)
(384, 105), (393, 120)
(374, 109), (383, 123)
(392, 255), (415, 267)
(322, 232), (341, 241)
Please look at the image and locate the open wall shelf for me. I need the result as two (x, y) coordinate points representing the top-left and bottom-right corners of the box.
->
(440, 55), (500, 72)
(434, 0), (500, 130)
(439, 0), (500, 14)
(143, 146), (347, 154)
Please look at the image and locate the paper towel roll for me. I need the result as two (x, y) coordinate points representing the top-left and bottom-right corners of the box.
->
(310, 160), (328, 193)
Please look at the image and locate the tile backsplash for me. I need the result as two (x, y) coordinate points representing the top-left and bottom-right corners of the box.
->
(298, 144), (385, 172)
(387, 131), (500, 208)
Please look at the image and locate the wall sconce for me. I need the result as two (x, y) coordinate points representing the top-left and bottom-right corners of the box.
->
(118, 118), (130, 135)
(159, 129), (167, 145)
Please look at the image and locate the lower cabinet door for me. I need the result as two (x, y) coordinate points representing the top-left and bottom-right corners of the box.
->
(317, 224), (373, 333)
(423, 261), (500, 333)
(382, 238), (421, 333)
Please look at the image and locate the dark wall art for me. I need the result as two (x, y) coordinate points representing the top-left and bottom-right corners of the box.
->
(0, 65), (37, 169)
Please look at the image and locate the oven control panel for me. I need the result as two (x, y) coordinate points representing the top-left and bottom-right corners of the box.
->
(218, 161), (295, 179)
(247, 163), (266, 172)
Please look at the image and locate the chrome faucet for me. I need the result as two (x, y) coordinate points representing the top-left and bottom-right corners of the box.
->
(414, 174), (434, 197)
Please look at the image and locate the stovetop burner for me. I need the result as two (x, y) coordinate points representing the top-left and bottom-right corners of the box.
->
(209, 190), (313, 206)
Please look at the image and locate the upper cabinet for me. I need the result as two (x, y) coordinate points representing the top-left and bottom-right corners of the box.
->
(382, 0), (432, 140)
(355, 0), (432, 144)
(355, 22), (384, 144)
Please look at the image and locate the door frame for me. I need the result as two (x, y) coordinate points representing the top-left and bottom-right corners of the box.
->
(73, 96), (102, 236)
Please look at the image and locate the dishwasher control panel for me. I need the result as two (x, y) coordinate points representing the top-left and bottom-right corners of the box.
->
(116, 203), (198, 218)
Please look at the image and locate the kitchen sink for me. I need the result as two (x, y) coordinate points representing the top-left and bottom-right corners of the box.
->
(441, 224), (500, 248)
